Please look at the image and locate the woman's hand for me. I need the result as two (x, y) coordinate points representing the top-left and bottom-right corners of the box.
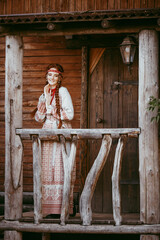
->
(38, 102), (46, 114)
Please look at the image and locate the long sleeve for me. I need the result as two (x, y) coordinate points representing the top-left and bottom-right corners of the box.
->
(35, 93), (46, 123)
(60, 87), (74, 121)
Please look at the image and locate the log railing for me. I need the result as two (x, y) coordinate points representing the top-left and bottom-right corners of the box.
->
(16, 128), (140, 226)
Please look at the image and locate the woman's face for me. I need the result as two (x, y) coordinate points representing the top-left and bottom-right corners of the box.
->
(47, 68), (59, 87)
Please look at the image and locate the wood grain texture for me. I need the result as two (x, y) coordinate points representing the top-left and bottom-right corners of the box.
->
(80, 135), (112, 225)
(141, 0), (148, 8)
(80, 46), (88, 129)
(4, 35), (23, 240)
(1, 221), (160, 234)
(5, 35), (23, 218)
(80, 46), (89, 191)
(32, 135), (42, 224)
(88, 0), (95, 10)
(122, 0), (129, 8)
(139, 29), (159, 224)
(88, 46), (139, 215)
(16, 128), (140, 138)
(108, 0), (115, 9)
(81, 0), (88, 11)
(112, 135), (127, 226)
(4, 231), (22, 240)
(0, 0), (160, 14)
(140, 235), (159, 240)
(60, 135), (77, 225)
(89, 54), (104, 213)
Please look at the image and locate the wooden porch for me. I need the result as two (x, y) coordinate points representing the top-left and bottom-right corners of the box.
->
(0, 22), (159, 240)
(1, 127), (160, 238)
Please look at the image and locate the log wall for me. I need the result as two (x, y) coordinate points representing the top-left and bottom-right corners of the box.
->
(0, 0), (159, 15)
(0, 36), (81, 193)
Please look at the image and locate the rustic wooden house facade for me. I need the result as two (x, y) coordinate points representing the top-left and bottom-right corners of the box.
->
(0, 0), (160, 239)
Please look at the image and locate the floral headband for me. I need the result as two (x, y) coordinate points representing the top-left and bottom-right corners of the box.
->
(48, 69), (61, 74)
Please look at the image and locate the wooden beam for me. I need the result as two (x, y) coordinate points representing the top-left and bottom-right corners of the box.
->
(80, 135), (112, 225)
(1, 23), (160, 37)
(0, 221), (160, 234)
(5, 35), (23, 240)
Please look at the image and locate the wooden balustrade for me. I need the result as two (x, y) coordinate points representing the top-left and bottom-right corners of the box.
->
(16, 128), (140, 226)
(32, 135), (42, 224)
(112, 135), (127, 226)
(80, 135), (112, 225)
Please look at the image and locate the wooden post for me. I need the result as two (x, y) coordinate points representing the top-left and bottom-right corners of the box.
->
(139, 30), (159, 240)
(32, 135), (42, 224)
(112, 135), (127, 226)
(4, 35), (23, 240)
(80, 135), (112, 225)
(42, 233), (51, 240)
(80, 46), (89, 188)
(60, 135), (77, 225)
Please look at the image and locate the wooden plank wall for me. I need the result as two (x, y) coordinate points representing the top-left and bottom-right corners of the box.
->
(0, 0), (159, 15)
(0, 36), (81, 193)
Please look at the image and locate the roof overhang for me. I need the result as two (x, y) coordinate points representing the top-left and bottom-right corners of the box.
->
(0, 8), (160, 25)
(0, 8), (160, 37)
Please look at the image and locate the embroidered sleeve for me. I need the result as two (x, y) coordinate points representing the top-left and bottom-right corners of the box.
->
(35, 94), (46, 123)
(60, 88), (74, 121)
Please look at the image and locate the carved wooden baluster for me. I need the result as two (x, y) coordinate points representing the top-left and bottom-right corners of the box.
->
(112, 135), (127, 226)
(60, 135), (77, 225)
(32, 135), (42, 224)
(80, 135), (112, 226)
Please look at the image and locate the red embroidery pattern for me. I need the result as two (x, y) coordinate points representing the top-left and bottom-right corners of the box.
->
(41, 122), (75, 215)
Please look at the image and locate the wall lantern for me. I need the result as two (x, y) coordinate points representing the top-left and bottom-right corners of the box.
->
(120, 36), (137, 69)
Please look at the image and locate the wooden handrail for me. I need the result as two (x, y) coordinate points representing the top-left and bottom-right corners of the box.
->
(16, 127), (140, 226)
(16, 128), (140, 140)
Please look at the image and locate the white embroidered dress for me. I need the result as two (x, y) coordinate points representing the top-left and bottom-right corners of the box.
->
(35, 85), (75, 215)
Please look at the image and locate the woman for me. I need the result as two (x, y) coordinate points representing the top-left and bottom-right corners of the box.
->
(35, 63), (75, 217)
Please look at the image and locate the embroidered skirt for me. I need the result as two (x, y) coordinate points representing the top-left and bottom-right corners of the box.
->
(41, 121), (75, 215)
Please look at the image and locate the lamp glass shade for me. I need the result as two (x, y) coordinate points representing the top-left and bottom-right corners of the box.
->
(120, 37), (136, 65)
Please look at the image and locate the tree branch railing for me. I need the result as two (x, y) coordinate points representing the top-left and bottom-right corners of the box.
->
(16, 128), (140, 226)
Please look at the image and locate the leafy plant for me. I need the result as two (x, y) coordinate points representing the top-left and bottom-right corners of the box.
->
(148, 96), (160, 122)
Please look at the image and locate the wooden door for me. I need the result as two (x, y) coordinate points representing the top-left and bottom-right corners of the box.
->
(88, 47), (139, 213)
